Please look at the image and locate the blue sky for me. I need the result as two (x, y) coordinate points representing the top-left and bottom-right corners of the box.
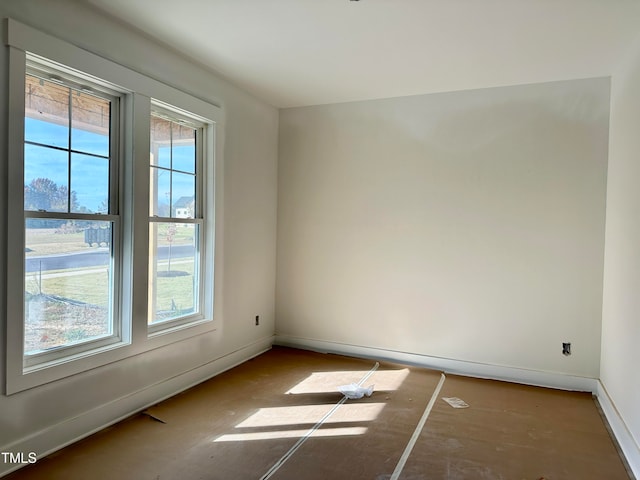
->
(25, 117), (195, 213)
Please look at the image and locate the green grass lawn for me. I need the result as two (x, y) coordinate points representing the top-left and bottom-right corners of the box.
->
(24, 223), (199, 351)
(26, 259), (197, 321)
(152, 259), (197, 321)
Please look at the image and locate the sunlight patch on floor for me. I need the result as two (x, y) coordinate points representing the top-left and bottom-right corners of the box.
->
(213, 426), (368, 442)
(286, 368), (410, 395)
(235, 403), (386, 429)
(210, 366), (405, 444)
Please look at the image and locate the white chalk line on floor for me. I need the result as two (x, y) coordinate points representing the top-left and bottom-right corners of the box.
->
(390, 372), (446, 480)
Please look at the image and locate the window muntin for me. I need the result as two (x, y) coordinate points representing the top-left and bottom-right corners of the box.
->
(22, 66), (121, 365)
(148, 112), (203, 328)
(149, 115), (197, 217)
(24, 73), (112, 214)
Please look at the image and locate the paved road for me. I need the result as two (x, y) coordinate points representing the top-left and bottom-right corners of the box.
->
(25, 244), (195, 272)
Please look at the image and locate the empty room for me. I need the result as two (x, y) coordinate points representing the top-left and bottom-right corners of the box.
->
(1, 0), (640, 478)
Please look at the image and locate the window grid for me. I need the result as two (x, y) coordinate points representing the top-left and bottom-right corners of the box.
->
(148, 110), (204, 329)
(24, 74), (113, 215)
(22, 64), (122, 367)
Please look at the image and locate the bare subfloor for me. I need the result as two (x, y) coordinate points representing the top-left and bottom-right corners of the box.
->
(5, 347), (631, 479)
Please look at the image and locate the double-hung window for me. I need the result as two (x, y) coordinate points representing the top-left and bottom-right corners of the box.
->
(22, 56), (123, 368)
(148, 108), (205, 331)
(5, 19), (221, 394)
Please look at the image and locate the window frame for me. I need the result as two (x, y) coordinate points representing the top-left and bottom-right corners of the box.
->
(147, 104), (208, 335)
(22, 58), (125, 370)
(4, 18), (223, 395)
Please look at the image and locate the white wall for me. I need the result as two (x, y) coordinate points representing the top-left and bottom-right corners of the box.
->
(0, 0), (277, 473)
(277, 79), (609, 378)
(601, 34), (640, 468)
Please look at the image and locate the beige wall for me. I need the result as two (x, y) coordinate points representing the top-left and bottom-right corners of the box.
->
(277, 79), (609, 377)
(602, 35), (640, 459)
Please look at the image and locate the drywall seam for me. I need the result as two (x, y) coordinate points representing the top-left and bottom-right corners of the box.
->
(274, 335), (598, 393)
(0, 337), (273, 478)
(596, 380), (640, 479)
(391, 373), (446, 480)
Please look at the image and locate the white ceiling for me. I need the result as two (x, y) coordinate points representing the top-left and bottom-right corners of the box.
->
(84, 0), (640, 108)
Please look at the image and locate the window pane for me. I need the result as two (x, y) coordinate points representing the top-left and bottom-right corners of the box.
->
(25, 75), (69, 149)
(150, 116), (171, 169)
(24, 218), (113, 355)
(71, 153), (109, 214)
(150, 114), (199, 219)
(148, 222), (198, 324)
(150, 167), (171, 217)
(25, 118), (69, 149)
(71, 92), (110, 156)
(24, 145), (69, 212)
(172, 128), (195, 173)
(172, 172), (195, 218)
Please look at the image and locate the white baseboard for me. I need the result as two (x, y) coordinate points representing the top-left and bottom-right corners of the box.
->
(274, 335), (598, 392)
(596, 381), (640, 479)
(0, 337), (273, 478)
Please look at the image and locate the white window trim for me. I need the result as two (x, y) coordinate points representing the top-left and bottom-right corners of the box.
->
(4, 18), (224, 395)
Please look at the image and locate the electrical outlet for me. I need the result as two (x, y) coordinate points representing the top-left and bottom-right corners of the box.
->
(562, 342), (571, 356)
(255, 315), (260, 326)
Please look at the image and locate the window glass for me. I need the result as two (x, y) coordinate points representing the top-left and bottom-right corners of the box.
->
(24, 146), (69, 212)
(23, 71), (116, 356)
(70, 153), (109, 214)
(148, 222), (199, 324)
(172, 129), (196, 174)
(24, 74), (112, 215)
(71, 92), (110, 156)
(149, 112), (201, 326)
(150, 116), (171, 169)
(25, 75), (69, 148)
(24, 219), (113, 355)
(172, 172), (196, 218)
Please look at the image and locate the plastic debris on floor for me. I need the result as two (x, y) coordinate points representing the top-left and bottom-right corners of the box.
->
(442, 397), (469, 408)
(338, 383), (374, 399)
